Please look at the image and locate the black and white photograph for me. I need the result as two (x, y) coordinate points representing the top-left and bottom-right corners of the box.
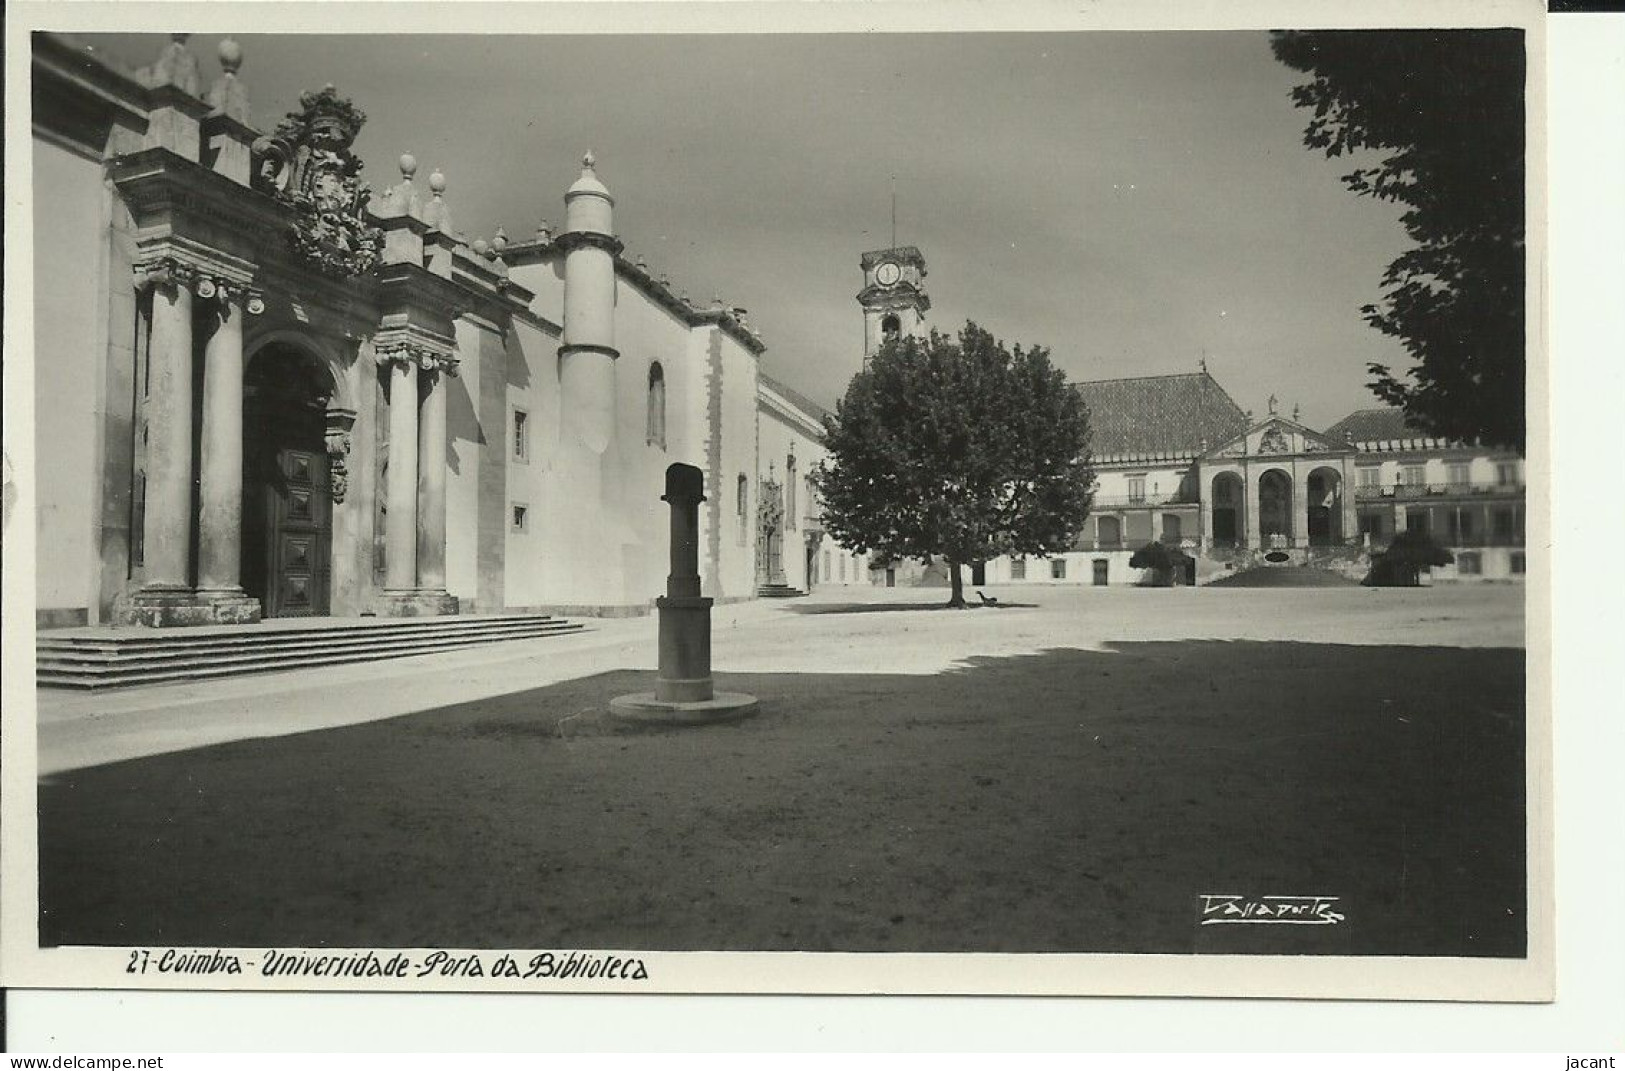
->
(3, 0), (1552, 1003)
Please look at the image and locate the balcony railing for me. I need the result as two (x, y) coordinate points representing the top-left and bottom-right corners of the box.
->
(1090, 493), (1198, 508)
(1354, 481), (1523, 501)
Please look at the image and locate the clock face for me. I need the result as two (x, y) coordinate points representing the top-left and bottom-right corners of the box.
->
(875, 262), (902, 287)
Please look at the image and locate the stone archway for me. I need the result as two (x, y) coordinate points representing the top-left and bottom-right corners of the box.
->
(242, 341), (341, 617)
(1210, 472), (1244, 547)
(1258, 468), (1293, 548)
(1307, 466), (1344, 547)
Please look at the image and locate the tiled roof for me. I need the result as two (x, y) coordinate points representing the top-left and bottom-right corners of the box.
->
(759, 372), (833, 424)
(1073, 372), (1248, 459)
(1321, 407), (1422, 443)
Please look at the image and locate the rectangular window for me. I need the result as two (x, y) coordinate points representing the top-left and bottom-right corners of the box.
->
(1496, 461), (1518, 486)
(1447, 462), (1470, 487)
(1010, 558), (1026, 581)
(1510, 551), (1526, 575)
(1406, 509), (1430, 536)
(1357, 466), (1381, 488)
(512, 409), (529, 461)
(1127, 475), (1147, 503)
(1051, 559), (1067, 580)
(1402, 464), (1426, 487)
(1457, 552), (1481, 576)
(511, 503), (528, 532)
(1493, 508), (1515, 542)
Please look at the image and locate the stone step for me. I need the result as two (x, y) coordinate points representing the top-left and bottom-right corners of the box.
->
(756, 584), (808, 598)
(36, 612), (568, 652)
(36, 616), (587, 690)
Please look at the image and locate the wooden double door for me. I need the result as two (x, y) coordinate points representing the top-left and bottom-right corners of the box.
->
(243, 392), (332, 618)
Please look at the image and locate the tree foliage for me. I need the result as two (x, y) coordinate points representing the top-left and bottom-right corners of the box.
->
(1128, 540), (1192, 586)
(1364, 529), (1455, 587)
(812, 322), (1095, 608)
(1271, 30), (1526, 450)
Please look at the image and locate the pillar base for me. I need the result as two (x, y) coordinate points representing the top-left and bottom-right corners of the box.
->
(195, 588), (264, 625)
(116, 586), (261, 627)
(608, 691), (759, 726)
(373, 589), (461, 618)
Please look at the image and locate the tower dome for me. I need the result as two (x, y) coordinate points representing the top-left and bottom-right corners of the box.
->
(564, 151), (614, 235)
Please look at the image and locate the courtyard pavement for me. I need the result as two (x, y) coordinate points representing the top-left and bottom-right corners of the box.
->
(37, 582), (1524, 776)
(35, 581), (1528, 956)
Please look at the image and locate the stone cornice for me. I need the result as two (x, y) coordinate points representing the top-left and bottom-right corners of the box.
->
(109, 146), (287, 259)
(856, 283), (931, 313)
(199, 110), (260, 146)
(502, 237), (766, 355)
(758, 384), (828, 441)
(33, 33), (154, 139)
(373, 260), (470, 324)
(553, 229), (625, 257)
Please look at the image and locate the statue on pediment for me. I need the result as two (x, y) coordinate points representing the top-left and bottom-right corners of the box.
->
(252, 85), (382, 279)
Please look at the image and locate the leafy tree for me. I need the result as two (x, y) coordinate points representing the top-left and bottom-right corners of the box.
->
(812, 322), (1094, 608)
(1128, 540), (1192, 587)
(1364, 529), (1455, 587)
(1271, 30), (1526, 450)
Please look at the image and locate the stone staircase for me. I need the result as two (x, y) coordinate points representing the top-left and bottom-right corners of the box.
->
(756, 582), (808, 598)
(36, 613), (587, 690)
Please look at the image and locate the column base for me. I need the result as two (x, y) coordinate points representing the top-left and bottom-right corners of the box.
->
(609, 691), (759, 726)
(373, 589), (461, 617)
(195, 588), (264, 625)
(116, 586), (262, 627)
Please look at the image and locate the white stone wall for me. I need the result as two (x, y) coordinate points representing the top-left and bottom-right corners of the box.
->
(33, 139), (111, 620)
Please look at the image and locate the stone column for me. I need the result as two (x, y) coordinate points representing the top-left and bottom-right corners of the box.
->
(416, 356), (452, 594)
(136, 264), (196, 596)
(383, 350), (419, 593)
(1244, 464), (1262, 550)
(194, 284), (261, 622)
(1292, 469), (1310, 549)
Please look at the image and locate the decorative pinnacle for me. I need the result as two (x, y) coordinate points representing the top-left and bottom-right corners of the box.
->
(493, 227), (508, 252)
(635, 254), (647, 270)
(399, 153), (417, 179)
(582, 150), (596, 170)
(217, 37), (243, 74)
(428, 167), (447, 195)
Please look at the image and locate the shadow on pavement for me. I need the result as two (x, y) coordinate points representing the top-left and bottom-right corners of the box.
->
(788, 600), (1039, 614)
(38, 640), (1526, 959)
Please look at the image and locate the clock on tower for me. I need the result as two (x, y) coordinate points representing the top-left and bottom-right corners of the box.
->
(857, 246), (930, 359)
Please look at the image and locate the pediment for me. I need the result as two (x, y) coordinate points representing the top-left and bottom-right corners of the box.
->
(1203, 417), (1346, 459)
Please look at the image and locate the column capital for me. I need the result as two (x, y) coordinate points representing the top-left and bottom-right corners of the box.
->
(373, 332), (458, 376)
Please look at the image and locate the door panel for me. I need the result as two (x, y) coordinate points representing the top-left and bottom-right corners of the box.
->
(267, 447), (331, 617)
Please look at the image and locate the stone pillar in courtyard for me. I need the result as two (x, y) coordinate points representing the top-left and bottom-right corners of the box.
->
(194, 280), (261, 622)
(612, 464), (759, 724)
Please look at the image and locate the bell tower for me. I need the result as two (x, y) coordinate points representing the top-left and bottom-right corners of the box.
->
(858, 246), (930, 358)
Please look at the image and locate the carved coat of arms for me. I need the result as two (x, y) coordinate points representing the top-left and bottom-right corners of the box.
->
(252, 85), (383, 279)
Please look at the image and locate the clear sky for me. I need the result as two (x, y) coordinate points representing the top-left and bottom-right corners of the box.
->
(76, 29), (1416, 430)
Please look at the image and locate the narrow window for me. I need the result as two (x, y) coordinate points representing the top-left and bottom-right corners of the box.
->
(1496, 461), (1518, 486)
(1127, 475), (1147, 503)
(512, 408), (529, 461)
(1010, 558), (1026, 581)
(1447, 461), (1470, 488)
(511, 503), (528, 532)
(1402, 464), (1426, 487)
(1510, 551), (1526, 575)
(1051, 559), (1067, 580)
(646, 362), (667, 449)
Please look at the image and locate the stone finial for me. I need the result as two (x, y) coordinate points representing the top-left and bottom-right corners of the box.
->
(1292, 403), (1301, 422)
(635, 253), (647, 271)
(583, 150), (596, 170)
(492, 227), (508, 254)
(206, 37), (250, 121)
(141, 33), (202, 96)
(472, 237), (490, 258)
(680, 289), (689, 304)
(399, 153), (418, 179)
(535, 220), (553, 243)
(711, 295), (724, 311)
(422, 167), (450, 231)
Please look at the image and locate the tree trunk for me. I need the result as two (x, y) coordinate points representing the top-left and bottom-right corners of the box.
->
(946, 559), (966, 608)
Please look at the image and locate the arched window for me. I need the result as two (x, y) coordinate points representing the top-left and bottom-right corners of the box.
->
(646, 362), (666, 449)
(786, 454), (797, 528)
(881, 314), (900, 342)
